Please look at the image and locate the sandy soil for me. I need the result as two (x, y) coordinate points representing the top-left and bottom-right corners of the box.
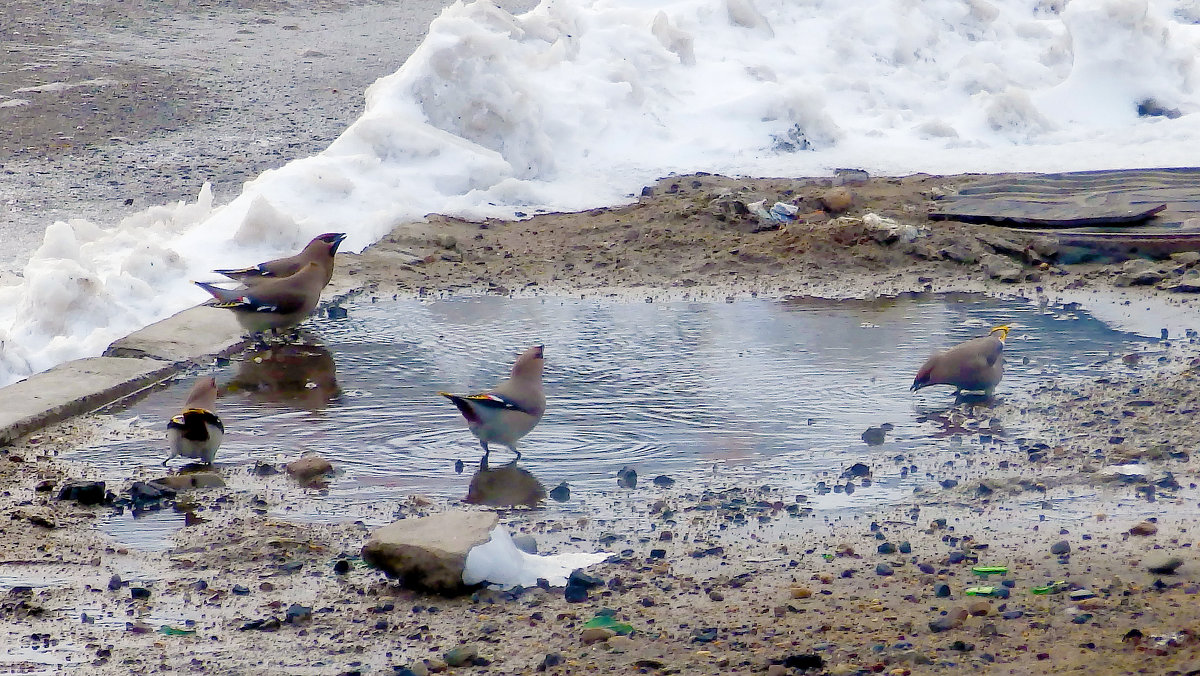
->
(3, 170), (1200, 675)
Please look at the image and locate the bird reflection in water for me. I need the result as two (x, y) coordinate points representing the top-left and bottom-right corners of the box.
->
(463, 462), (547, 508)
(227, 343), (340, 410)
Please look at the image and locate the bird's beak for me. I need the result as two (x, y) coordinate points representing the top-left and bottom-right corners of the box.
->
(990, 324), (1012, 340)
(329, 232), (348, 253)
(910, 380), (921, 392)
(533, 345), (544, 359)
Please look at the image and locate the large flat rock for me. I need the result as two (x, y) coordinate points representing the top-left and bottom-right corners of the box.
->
(362, 511), (499, 595)
(0, 357), (178, 445)
(104, 305), (246, 362)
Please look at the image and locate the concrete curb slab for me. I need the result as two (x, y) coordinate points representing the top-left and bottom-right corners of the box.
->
(0, 356), (180, 445)
(104, 306), (246, 362)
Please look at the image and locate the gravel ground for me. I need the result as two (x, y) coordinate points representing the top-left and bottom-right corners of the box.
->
(3, 172), (1200, 674)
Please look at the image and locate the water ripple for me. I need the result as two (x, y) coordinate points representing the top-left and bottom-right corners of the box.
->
(70, 294), (1150, 533)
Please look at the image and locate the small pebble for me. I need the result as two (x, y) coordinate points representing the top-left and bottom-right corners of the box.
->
(790, 586), (812, 599)
(1147, 556), (1183, 575)
(443, 645), (478, 667)
(580, 627), (615, 644)
(1129, 521), (1158, 536)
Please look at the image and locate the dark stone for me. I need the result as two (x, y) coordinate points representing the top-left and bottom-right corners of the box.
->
(935, 584), (951, 598)
(691, 627), (718, 643)
(877, 542), (896, 555)
(563, 585), (588, 603)
(652, 475), (675, 487)
(326, 306), (349, 320)
(130, 481), (176, 505)
(252, 461), (280, 476)
(240, 617), (282, 632)
(1137, 98), (1182, 119)
(537, 653), (564, 672)
(568, 570), (603, 588)
(56, 480), (107, 506)
(861, 427), (886, 446)
(649, 548), (667, 559)
(232, 585), (250, 596)
(107, 574), (122, 591)
(617, 466), (637, 489)
(899, 541), (912, 554)
(549, 482), (570, 502)
(876, 563), (894, 576)
(918, 563), (936, 574)
(940, 479), (959, 489)
(334, 559), (351, 574)
(781, 653), (825, 670)
(844, 462), (872, 477)
(454, 459), (464, 474)
(1050, 540), (1070, 556)
(130, 587), (150, 600)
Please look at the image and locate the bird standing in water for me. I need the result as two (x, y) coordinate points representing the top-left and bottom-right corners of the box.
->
(439, 345), (545, 465)
(214, 232), (346, 287)
(911, 325), (1011, 395)
(165, 376), (224, 466)
(195, 261), (327, 335)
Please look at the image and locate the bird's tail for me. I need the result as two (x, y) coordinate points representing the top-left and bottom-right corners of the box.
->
(194, 280), (245, 303)
(439, 392), (481, 424)
(213, 266), (263, 281)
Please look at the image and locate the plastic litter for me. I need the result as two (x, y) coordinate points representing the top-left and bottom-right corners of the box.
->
(971, 565), (1008, 578)
(583, 612), (633, 635)
(1031, 581), (1068, 595)
(749, 199), (799, 223)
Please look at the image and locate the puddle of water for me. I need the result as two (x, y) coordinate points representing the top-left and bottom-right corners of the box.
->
(69, 294), (1154, 546)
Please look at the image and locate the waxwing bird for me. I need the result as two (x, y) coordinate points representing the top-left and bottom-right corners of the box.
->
(165, 376), (224, 466)
(195, 261), (326, 335)
(439, 345), (545, 464)
(214, 233), (346, 287)
(911, 325), (1011, 395)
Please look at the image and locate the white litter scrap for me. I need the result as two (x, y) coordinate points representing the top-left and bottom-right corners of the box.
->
(462, 526), (611, 589)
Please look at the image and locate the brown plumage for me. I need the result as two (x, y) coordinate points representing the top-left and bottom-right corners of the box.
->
(214, 233), (346, 287)
(911, 325), (1011, 394)
(439, 345), (545, 464)
(196, 261), (327, 334)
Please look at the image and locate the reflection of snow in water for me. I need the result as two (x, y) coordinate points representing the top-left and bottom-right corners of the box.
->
(63, 293), (1151, 550)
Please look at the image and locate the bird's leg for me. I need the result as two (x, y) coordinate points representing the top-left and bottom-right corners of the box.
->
(510, 445), (522, 462)
(162, 458), (169, 467)
(479, 441), (490, 470)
